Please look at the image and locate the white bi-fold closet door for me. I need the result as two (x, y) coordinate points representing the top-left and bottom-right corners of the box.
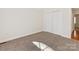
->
(43, 9), (64, 36)
(43, 8), (72, 38)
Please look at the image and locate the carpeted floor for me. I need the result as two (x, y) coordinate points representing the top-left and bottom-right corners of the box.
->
(0, 31), (79, 51)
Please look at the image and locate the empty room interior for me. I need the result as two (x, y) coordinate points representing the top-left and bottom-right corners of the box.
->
(0, 8), (79, 51)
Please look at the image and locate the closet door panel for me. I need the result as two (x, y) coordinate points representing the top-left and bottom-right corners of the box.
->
(43, 10), (63, 36)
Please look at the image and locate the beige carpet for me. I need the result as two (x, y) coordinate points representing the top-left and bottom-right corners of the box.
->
(0, 31), (79, 51)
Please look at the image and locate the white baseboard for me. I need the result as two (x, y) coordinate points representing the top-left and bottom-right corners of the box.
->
(0, 31), (42, 43)
(43, 30), (70, 38)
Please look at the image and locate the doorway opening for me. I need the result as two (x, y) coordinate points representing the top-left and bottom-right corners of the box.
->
(71, 9), (79, 40)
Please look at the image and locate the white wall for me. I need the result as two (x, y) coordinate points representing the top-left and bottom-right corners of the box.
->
(0, 9), (4, 38)
(0, 8), (73, 43)
(0, 8), (43, 43)
(62, 8), (72, 38)
(43, 8), (72, 38)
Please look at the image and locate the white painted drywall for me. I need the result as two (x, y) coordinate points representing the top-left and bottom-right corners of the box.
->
(43, 8), (72, 38)
(0, 8), (43, 42)
(0, 8), (73, 43)
(0, 9), (4, 39)
(62, 8), (72, 38)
